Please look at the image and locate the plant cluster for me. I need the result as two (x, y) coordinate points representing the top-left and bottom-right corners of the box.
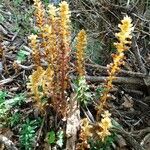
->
(27, 0), (71, 117)
(77, 111), (113, 149)
(27, 0), (134, 149)
(77, 16), (134, 149)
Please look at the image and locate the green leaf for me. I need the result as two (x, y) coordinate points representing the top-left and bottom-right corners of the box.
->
(10, 93), (25, 106)
(47, 131), (56, 144)
(0, 91), (7, 103)
(13, 0), (23, 6)
(19, 118), (40, 149)
(75, 76), (92, 106)
(38, 85), (43, 92)
(56, 130), (64, 147)
(31, 28), (39, 35)
(17, 49), (29, 63)
(111, 118), (123, 129)
(9, 112), (21, 127)
(0, 13), (5, 23)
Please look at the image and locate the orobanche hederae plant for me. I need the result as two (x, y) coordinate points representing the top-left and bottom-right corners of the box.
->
(27, 0), (134, 149)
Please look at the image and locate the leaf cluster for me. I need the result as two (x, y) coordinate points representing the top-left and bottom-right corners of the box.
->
(75, 76), (92, 106)
(46, 130), (64, 148)
(19, 118), (41, 150)
(0, 90), (25, 127)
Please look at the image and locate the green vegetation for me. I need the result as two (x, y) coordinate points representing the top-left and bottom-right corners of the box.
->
(19, 118), (40, 150)
(75, 76), (92, 106)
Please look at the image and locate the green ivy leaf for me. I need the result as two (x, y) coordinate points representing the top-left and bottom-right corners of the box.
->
(47, 131), (56, 144)
(0, 91), (7, 104)
(56, 130), (64, 147)
(17, 49), (29, 63)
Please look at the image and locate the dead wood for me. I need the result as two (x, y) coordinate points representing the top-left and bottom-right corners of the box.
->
(71, 75), (145, 86)
(66, 94), (80, 150)
(0, 135), (18, 150)
(112, 127), (145, 150)
(86, 63), (147, 78)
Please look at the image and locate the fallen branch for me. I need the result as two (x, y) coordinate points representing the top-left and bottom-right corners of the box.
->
(0, 135), (18, 150)
(132, 127), (150, 139)
(66, 94), (80, 150)
(112, 127), (145, 150)
(71, 75), (145, 86)
(0, 78), (13, 86)
(16, 62), (147, 79)
(132, 37), (147, 74)
(86, 63), (147, 78)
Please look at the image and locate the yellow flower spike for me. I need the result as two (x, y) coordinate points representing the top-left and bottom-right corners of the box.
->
(28, 34), (37, 42)
(42, 23), (56, 64)
(76, 29), (87, 76)
(101, 110), (111, 118)
(49, 1), (71, 117)
(43, 24), (52, 35)
(59, 1), (71, 21)
(97, 15), (134, 115)
(47, 5), (58, 64)
(28, 34), (41, 67)
(99, 118), (112, 130)
(97, 110), (112, 141)
(77, 118), (93, 149)
(27, 66), (45, 107)
(41, 23), (56, 67)
(44, 65), (54, 93)
(59, 1), (71, 42)
(33, 0), (45, 29)
(81, 118), (93, 138)
(41, 24), (52, 53)
(48, 4), (57, 21)
(97, 129), (111, 142)
(116, 16), (134, 44)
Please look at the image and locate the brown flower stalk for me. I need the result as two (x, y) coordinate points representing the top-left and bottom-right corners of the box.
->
(53, 1), (71, 116)
(33, 0), (45, 29)
(27, 66), (45, 112)
(97, 16), (134, 115)
(76, 29), (87, 77)
(47, 4), (57, 64)
(28, 34), (41, 68)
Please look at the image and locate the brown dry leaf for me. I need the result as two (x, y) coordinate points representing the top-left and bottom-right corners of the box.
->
(116, 135), (127, 148)
(122, 95), (133, 109)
